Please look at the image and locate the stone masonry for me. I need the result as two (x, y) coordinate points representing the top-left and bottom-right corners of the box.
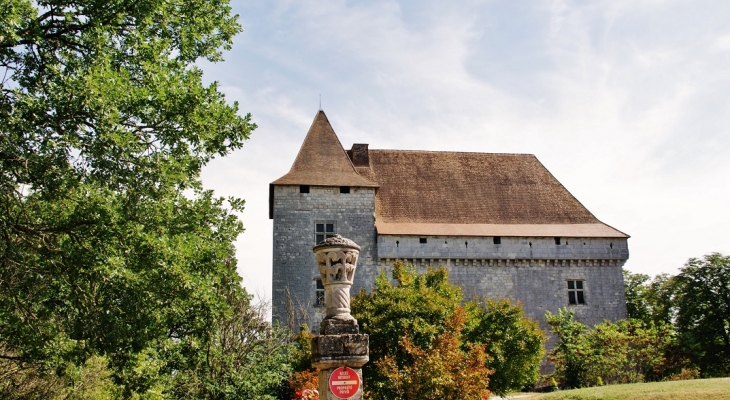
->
(272, 185), (377, 328)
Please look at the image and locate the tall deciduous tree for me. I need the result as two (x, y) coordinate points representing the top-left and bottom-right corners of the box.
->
(0, 0), (265, 396)
(674, 253), (730, 376)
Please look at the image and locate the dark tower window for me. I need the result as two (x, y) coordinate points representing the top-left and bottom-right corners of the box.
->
(493, 237), (501, 245)
(315, 222), (335, 243)
(567, 280), (585, 305)
(300, 185), (310, 193)
(340, 186), (350, 194)
(555, 237), (561, 245)
(419, 238), (427, 244)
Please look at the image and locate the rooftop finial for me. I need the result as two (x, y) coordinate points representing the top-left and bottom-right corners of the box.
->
(319, 94), (322, 111)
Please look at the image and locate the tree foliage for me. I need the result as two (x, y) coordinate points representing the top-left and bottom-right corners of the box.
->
(546, 308), (680, 388)
(463, 299), (545, 396)
(0, 0), (287, 397)
(377, 307), (493, 400)
(674, 253), (730, 377)
(352, 261), (544, 398)
(624, 269), (676, 326)
(352, 262), (463, 398)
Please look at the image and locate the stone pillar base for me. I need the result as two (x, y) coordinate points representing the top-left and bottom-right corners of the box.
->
(312, 333), (368, 400)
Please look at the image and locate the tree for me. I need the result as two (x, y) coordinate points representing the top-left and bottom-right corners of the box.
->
(545, 308), (591, 388)
(624, 269), (652, 323)
(463, 299), (545, 396)
(624, 269), (677, 326)
(169, 290), (294, 400)
(377, 307), (493, 400)
(0, 0), (262, 396)
(352, 261), (543, 398)
(674, 253), (730, 377)
(547, 309), (683, 388)
(351, 262), (463, 398)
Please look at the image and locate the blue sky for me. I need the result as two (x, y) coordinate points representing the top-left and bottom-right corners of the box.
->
(199, 0), (730, 303)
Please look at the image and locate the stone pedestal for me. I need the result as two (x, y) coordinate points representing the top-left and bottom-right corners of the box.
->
(312, 235), (369, 400)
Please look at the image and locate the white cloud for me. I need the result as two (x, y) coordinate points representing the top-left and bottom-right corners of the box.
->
(201, 0), (730, 306)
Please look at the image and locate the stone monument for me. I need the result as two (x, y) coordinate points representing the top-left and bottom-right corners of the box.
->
(311, 235), (369, 400)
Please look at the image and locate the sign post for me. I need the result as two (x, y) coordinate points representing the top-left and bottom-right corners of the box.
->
(311, 235), (369, 400)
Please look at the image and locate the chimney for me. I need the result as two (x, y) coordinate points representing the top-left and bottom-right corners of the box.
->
(349, 144), (370, 167)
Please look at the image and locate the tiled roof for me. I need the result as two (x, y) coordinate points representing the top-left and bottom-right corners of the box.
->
(364, 150), (627, 237)
(271, 111), (627, 238)
(271, 111), (378, 187)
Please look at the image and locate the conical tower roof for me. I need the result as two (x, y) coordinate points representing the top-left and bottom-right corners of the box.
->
(271, 111), (378, 187)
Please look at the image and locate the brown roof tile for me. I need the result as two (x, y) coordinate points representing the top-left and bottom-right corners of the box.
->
(271, 111), (378, 187)
(271, 112), (627, 238)
(366, 150), (622, 232)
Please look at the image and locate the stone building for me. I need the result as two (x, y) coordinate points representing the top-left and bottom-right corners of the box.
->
(270, 110), (629, 330)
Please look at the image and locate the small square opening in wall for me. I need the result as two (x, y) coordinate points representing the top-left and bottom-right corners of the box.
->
(339, 186), (350, 194)
(315, 278), (325, 307)
(300, 185), (310, 194)
(555, 237), (561, 245)
(567, 280), (585, 305)
(493, 237), (501, 245)
(419, 238), (427, 244)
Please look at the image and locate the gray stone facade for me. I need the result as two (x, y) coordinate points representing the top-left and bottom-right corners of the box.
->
(271, 185), (377, 328)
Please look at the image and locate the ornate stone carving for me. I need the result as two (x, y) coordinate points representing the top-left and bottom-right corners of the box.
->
(313, 235), (360, 323)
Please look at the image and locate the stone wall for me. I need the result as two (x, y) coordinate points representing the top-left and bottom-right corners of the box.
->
(272, 185), (377, 328)
(377, 235), (629, 261)
(371, 234), (628, 328)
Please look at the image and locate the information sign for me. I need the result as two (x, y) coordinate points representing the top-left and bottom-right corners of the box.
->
(328, 366), (360, 399)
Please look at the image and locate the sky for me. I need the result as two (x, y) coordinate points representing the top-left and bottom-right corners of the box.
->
(198, 0), (730, 304)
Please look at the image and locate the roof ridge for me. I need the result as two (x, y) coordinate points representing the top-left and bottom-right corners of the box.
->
(367, 149), (536, 157)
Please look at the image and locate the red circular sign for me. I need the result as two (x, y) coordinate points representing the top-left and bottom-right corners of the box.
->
(328, 366), (361, 399)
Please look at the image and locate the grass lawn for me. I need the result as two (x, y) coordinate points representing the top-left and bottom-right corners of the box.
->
(515, 378), (730, 400)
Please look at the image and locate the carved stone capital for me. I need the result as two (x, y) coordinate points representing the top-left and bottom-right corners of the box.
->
(313, 235), (360, 324)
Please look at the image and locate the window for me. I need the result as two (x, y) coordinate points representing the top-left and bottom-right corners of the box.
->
(419, 238), (427, 244)
(315, 222), (335, 243)
(315, 278), (325, 307)
(300, 185), (310, 193)
(555, 237), (561, 245)
(567, 280), (585, 305)
(493, 237), (501, 245)
(339, 186), (350, 194)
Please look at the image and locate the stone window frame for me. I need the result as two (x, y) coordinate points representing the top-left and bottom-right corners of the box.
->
(315, 221), (336, 244)
(567, 279), (586, 305)
(314, 278), (325, 307)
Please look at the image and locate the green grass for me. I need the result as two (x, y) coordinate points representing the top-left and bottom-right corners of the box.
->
(517, 378), (730, 400)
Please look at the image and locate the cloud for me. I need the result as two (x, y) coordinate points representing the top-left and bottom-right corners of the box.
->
(201, 0), (730, 306)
